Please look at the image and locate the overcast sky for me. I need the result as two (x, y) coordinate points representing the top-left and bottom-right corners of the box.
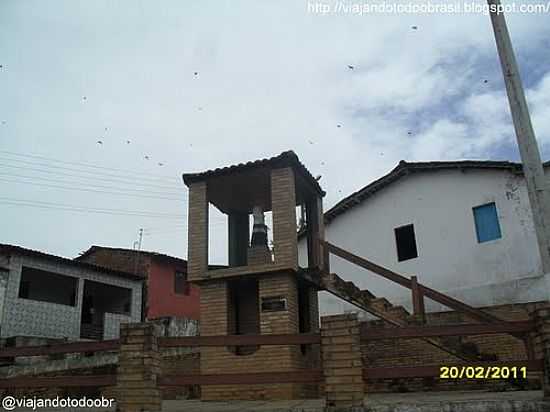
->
(1, 0), (550, 264)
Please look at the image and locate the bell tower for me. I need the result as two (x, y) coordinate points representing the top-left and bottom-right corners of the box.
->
(182, 151), (326, 400)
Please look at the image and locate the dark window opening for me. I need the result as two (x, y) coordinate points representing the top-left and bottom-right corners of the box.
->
(19, 267), (78, 306)
(19, 280), (30, 299)
(80, 280), (132, 340)
(227, 278), (259, 356)
(174, 271), (190, 295)
(395, 224), (418, 262)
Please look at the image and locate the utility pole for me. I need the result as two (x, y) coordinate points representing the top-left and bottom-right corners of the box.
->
(133, 228), (144, 275)
(487, 0), (550, 273)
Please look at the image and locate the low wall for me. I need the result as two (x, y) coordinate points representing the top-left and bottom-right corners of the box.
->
(361, 301), (547, 393)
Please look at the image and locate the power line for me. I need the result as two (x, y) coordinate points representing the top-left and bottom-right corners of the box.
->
(0, 162), (186, 192)
(0, 149), (180, 183)
(0, 176), (185, 201)
(0, 197), (188, 219)
(0, 170), (185, 197)
(0, 156), (184, 190)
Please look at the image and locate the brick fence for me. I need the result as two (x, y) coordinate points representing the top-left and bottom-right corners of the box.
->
(2, 306), (550, 411)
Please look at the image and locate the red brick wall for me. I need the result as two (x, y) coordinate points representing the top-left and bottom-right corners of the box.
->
(147, 259), (199, 321)
(78, 249), (199, 321)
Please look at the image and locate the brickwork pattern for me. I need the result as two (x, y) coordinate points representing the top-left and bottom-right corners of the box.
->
(116, 323), (161, 412)
(321, 313), (364, 408)
(362, 302), (548, 393)
(271, 167), (298, 269)
(187, 181), (208, 282)
(199, 273), (318, 400)
(531, 302), (550, 398)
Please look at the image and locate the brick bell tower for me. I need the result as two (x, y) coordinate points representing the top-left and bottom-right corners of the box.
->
(182, 151), (326, 400)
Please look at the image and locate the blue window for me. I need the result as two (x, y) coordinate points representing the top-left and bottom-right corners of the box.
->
(473, 203), (502, 243)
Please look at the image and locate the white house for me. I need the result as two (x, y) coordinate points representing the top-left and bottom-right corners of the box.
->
(299, 160), (550, 317)
(0, 244), (143, 341)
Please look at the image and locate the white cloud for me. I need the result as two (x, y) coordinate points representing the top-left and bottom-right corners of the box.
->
(1, 0), (550, 259)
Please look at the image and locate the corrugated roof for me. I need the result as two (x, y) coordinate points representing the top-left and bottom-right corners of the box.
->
(0, 244), (143, 281)
(182, 150), (325, 197)
(324, 159), (550, 225)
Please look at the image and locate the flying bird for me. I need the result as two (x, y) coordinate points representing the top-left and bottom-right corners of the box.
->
(407, 131), (412, 135)
(82, 96), (87, 100)
(194, 72), (199, 76)
(412, 26), (418, 30)
(198, 107), (203, 111)
(321, 161), (325, 166)
(126, 140), (131, 144)
(347, 65), (354, 70)
(97, 140), (103, 145)
(158, 162), (164, 166)
(337, 124), (342, 128)
(144, 155), (150, 160)
(308, 140), (314, 145)
(484, 79), (489, 84)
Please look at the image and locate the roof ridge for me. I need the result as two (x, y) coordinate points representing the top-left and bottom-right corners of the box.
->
(323, 159), (546, 225)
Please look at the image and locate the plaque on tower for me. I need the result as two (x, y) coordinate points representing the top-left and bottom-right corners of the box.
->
(261, 296), (287, 312)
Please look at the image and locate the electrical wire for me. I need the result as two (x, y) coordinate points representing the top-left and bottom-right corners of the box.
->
(0, 149), (179, 183)
(0, 197), (188, 219)
(0, 157), (184, 191)
(0, 162), (186, 192)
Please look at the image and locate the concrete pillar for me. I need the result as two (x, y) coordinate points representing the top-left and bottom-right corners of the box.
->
(187, 182), (208, 281)
(531, 303), (550, 398)
(321, 313), (364, 409)
(271, 167), (298, 269)
(116, 323), (161, 412)
(228, 212), (249, 267)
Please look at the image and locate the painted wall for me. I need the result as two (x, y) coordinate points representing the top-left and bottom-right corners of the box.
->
(299, 168), (550, 316)
(147, 259), (200, 320)
(0, 253), (142, 340)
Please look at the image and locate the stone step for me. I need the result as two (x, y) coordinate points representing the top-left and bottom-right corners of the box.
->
(369, 297), (392, 311)
(385, 305), (410, 319)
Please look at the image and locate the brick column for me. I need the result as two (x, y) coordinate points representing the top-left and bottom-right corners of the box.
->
(187, 181), (208, 281)
(116, 323), (161, 412)
(271, 167), (298, 269)
(321, 313), (364, 409)
(531, 303), (550, 398)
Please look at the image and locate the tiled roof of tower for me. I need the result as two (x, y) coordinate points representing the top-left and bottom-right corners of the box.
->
(182, 150), (325, 196)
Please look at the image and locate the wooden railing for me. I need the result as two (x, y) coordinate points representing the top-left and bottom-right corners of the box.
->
(0, 328), (542, 389)
(359, 318), (541, 380)
(0, 333), (322, 389)
(159, 333), (322, 386)
(0, 339), (119, 389)
(0, 339), (119, 359)
(320, 240), (510, 325)
(360, 320), (534, 340)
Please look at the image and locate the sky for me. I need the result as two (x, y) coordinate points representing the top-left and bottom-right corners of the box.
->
(1, 0), (550, 264)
